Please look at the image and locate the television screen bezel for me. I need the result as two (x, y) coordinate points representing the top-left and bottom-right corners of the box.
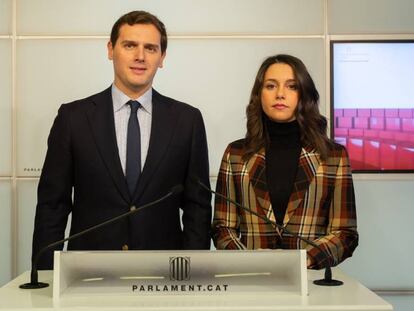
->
(330, 39), (414, 173)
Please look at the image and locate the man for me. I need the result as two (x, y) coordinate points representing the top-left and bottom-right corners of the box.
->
(32, 11), (211, 270)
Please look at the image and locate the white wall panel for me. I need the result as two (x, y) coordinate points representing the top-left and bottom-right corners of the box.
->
(17, 0), (324, 35)
(329, 0), (414, 34)
(0, 40), (12, 176)
(16, 180), (38, 274)
(16, 39), (113, 177)
(340, 179), (414, 289)
(0, 0), (11, 35)
(154, 38), (325, 175)
(0, 180), (12, 286)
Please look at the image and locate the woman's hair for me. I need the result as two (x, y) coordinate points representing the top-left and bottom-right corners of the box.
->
(243, 54), (332, 161)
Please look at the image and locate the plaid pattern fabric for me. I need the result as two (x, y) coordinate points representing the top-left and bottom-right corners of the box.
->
(212, 139), (358, 269)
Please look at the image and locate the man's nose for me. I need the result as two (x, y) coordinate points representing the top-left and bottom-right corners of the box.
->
(134, 46), (145, 62)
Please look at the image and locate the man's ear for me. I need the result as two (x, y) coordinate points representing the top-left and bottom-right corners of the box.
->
(107, 41), (114, 60)
(159, 51), (167, 68)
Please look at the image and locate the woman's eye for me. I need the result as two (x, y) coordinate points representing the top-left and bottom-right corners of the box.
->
(265, 84), (276, 90)
(287, 84), (298, 90)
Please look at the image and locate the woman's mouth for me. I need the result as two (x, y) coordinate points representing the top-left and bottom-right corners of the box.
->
(272, 104), (288, 110)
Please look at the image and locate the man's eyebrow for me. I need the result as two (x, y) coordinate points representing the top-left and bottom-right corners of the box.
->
(144, 43), (160, 49)
(120, 40), (137, 45)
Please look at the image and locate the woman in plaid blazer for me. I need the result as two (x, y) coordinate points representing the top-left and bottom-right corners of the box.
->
(212, 55), (358, 269)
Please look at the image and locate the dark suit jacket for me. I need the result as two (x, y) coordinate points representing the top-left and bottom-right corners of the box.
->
(213, 139), (358, 269)
(32, 87), (212, 269)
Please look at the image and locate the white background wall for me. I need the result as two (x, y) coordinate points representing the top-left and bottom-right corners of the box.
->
(1, 0), (413, 309)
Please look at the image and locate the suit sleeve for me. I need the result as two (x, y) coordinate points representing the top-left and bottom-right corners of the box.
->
(212, 145), (247, 250)
(181, 109), (212, 249)
(32, 104), (73, 270)
(306, 146), (359, 269)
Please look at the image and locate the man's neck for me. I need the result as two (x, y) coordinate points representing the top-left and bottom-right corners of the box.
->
(113, 81), (152, 100)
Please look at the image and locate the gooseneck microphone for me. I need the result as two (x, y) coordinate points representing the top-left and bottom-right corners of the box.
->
(20, 184), (184, 290)
(197, 180), (343, 286)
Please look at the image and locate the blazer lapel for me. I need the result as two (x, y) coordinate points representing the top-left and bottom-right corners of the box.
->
(132, 89), (177, 201)
(283, 146), (320, 225)
(247, 148), (274, 222)
(86, 87), (131, 204)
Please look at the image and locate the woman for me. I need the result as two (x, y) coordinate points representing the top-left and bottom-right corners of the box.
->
(212, 54), (358, 269)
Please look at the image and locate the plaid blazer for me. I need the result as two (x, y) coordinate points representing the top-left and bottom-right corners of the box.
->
(212, 139), (358, 269)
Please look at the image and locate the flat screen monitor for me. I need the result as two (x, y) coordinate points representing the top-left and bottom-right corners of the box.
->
(331, 40), (414, 173)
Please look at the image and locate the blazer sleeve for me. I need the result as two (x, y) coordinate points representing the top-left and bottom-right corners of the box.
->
(32, 104), (73, 270)
(306, 146), (359, 269)
(181, 109), (212, 249)
(212, 144), (247, 250)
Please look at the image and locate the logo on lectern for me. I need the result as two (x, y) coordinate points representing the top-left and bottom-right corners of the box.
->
(169, 256), (191, 281)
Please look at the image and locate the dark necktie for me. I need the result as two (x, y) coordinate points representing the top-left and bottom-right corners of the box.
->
(126, 100), (141, 195)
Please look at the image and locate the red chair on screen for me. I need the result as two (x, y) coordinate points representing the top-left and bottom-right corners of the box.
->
(348, 138), (364, 170)
(385, 118), (401, 131)
(371, 109), (385, 117)
(370, 117), (385, 130)
(354, 117), (369, 129)
(363, 140), (380, 169)
(337, 117), (353, 128)
(395, 132), (414, 169)
(357, 109), (371, 117)
(402, 118), (414, 132)
(399, 109), (413, 118)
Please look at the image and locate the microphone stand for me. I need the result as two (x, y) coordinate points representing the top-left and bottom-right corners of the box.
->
(198, 181), (343, 286)
(20, 185), (184, 289)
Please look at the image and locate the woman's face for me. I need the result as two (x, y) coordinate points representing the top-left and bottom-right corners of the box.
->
(260, 63), (299, 123)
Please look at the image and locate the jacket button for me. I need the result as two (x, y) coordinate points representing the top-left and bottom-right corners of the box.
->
(130, 206), (136, 212)
(122, 244), (129, 251)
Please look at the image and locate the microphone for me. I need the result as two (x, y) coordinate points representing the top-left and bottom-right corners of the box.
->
(197, 180), (343, 286)
(20, 184), (184, 289)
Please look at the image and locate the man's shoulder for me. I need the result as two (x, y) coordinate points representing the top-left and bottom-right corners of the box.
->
(60, 87), (111, 112)
(153, 89), (199, 114)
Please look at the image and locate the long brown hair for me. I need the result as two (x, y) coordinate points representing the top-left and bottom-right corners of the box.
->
(244, 54), (332, 161)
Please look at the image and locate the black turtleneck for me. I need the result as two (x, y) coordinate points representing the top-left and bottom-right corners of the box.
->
(265, 119), (302, 225)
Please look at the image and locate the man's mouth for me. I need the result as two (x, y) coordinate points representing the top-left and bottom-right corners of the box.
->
(130, 66), (147, 74)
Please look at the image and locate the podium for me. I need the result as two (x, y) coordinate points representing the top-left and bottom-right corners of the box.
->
(0, 250), (393, 310)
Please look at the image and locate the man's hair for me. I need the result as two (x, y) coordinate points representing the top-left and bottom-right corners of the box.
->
(244, 54), (333, 161)
(110, 10), (167, 54)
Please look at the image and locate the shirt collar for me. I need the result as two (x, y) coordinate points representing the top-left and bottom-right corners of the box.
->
(111, 84), (153, 114)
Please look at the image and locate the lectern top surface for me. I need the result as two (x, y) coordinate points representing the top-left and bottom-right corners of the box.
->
(0, 269), (393, 311)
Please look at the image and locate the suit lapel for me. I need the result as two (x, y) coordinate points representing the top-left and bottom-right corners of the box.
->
(247, 148), (274, 221)
(283, 146), (320, 225)
(132, 90), (177, 201)
(86, 87), (131, 204)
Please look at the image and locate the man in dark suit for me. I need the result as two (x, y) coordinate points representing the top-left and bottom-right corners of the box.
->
(32, 11), (211, 270)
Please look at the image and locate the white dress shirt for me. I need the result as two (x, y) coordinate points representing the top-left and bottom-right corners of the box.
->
(111, 84), (152, 175)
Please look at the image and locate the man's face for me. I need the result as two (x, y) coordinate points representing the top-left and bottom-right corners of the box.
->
(107, 23), (166, 98)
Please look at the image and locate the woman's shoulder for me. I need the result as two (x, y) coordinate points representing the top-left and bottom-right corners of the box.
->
(223, 138), (247, 158)
(325, 142), (350, 164)
(227, 138), (246, 149)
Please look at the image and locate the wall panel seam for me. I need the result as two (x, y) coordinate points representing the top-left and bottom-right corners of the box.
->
(15, 35), (325, 40)
(11, 0), (17, 280)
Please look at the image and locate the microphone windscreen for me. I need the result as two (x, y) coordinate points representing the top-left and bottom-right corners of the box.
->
(171, 184), (184, 195)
